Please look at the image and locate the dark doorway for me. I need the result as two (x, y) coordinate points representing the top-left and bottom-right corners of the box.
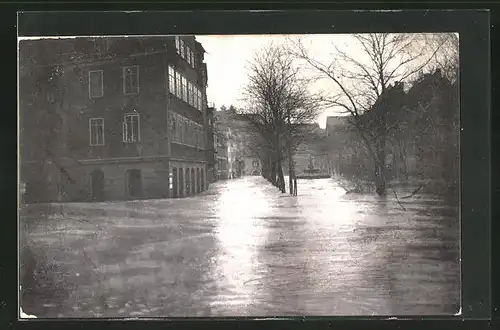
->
(90, 169), (105, 201)
(197, 168), (201, 193)
(126, 169), (142, 199)
(201, 169), (205, 191)
(185, 168), (190, 196)
(172, 167), (178, 198)
(179, 168), (184, 198)
(191, 168), (195, 195)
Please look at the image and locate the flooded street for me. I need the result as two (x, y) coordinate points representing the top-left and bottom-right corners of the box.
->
(20, 176), (460, 318)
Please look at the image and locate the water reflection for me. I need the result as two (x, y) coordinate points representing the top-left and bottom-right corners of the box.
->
(212, 178), (270, 314)
(20, 176), (459, 317)
(256, 196), (309, 315)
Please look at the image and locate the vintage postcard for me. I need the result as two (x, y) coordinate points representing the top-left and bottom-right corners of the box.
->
(19, 29), (460, 318)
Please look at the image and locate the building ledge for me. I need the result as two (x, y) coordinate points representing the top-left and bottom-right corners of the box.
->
(79, 155), (208, 165)
(79, 155), (171, 165)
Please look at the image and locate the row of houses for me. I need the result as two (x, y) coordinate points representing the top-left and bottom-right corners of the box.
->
(19, 36), (213, 203)
(209, 107), (330, 181)
(209, 107), (263, 180)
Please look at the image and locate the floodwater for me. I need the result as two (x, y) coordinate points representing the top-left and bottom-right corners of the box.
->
(19, 176), (460, 318)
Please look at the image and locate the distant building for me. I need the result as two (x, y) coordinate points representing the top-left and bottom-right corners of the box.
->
(212, 107), (248, 180)
(292, 123), (329, 176)
(325, 116), (355, 176)
(206, 106), (217, 182)
(19, 36), (211, 203)
(242, 157), (262, 176)
(213, 113), (229, 180)
(325, 69), (459, 187)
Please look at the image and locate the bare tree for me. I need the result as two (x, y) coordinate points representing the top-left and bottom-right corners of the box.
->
(239, 43), (322, 194)
(288, 33), (455, 196)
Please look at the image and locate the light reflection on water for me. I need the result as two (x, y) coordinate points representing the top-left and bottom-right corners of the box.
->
(212, 178), (270, 312)
(20, 176), (460, 317)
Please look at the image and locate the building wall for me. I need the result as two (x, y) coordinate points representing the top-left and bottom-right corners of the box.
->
(19, 36), (212, 203)
(61, 53), (170, 161)
(76, 160), (170, 201)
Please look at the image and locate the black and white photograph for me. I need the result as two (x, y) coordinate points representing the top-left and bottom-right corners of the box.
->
(18, 28), (461, 318)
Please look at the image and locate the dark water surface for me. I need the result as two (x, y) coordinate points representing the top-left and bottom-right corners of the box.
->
(20, 176), (460, 317)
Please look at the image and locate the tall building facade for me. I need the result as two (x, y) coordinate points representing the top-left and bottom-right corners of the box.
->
(19, 36), (211, 203)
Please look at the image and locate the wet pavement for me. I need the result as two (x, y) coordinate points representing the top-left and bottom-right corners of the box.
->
(20, 176), (460, 318)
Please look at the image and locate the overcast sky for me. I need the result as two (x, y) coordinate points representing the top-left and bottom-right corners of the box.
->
(196, 34), (361, 129)
(195, 33), (454, 129)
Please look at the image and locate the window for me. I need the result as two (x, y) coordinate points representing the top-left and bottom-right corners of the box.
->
(123, 114), (140, 143)
(89, 70), (103, 98)
(197, 89), (203, 111)
(123, 66), (139, 95)
(193, 86), (199, 109)
(186, 121), (192, 145)
(181, 76), (188, 102)
(89, 118), (104, 146)
(168, 65), (176, 95)
(170, 113), (177, 142)
(191, 51), (195, 68)
(175, 36), (180, 54)
(181, 116), (184, 143)
(180, 39), (185, 59)
(188, 82), (194, 106)
(186, 47), (192, 65)
(253, 159), (260, 167)
(176, 115), (183, 142)
(175, 71), (182, 99)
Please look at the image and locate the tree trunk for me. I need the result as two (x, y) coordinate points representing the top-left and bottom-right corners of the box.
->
(288, 148), (293, 195)
(270, 158), (277, 186)
(277, 159), (286, 193)
(375, 137), (387, 196)
(261, 154), (270, 180)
